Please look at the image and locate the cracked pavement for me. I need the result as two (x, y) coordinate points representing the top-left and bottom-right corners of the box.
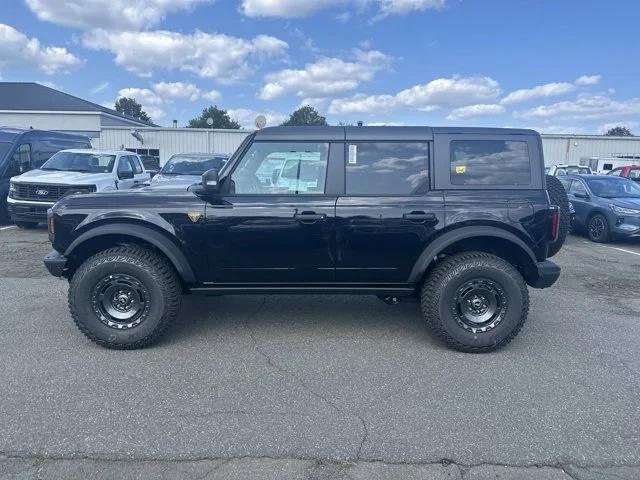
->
(0, 226), (639, 479)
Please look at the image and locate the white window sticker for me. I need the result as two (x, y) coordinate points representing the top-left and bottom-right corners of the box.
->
(348, 145), (357, 165)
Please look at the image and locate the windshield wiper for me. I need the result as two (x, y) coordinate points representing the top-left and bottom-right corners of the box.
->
(40, 167), (65, 171)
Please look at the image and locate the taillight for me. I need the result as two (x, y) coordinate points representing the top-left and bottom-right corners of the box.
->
(550, 206), (560, 241)
(47, 212), (55, 238)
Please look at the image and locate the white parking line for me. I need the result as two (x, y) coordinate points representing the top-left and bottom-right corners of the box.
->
(582, 240), (640, 257)
(0, 226), (16, 231)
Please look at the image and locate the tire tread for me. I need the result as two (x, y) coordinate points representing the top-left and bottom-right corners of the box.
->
(421, 251), (529, 353)
(68, 245), (181, 349)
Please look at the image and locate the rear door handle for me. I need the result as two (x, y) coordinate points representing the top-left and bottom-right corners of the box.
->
(403, 211), (437, 223)
(294, 211), (326, 223)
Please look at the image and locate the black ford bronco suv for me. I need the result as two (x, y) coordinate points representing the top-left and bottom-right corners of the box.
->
(44, 126), (568, 352)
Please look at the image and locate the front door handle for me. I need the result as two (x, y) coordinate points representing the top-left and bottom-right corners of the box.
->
(403, 211), (437, 223)
(294, 211), (326, 223)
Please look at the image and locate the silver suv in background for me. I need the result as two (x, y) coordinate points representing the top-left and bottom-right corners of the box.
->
(8, 149), (149, 228)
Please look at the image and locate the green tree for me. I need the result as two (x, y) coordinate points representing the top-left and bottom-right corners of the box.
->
(187, 106), (241, 129)
(280, 106), (328, 126)
(605, 126), (633, 136)
(114, 97), (152, 122)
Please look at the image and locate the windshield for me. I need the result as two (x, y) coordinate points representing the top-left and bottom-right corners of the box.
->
(565, 166), (590, 174)
(160, 156), (227, 176)
(0, 142), (12, 161)
(586, 177), (640, 198)
(41, 152), (116, 173)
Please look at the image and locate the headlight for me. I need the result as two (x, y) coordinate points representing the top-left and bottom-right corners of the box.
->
(64, 185), (97, 197)
(610, 204), (640, 215)
(8, 182), (16, 197)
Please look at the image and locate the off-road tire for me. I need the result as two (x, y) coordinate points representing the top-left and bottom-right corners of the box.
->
(421, 251), (529, 353)
(546, 174), (569, 257)
(68, 246), (181, 349)
(14, 221), (39, 229)
(587, 213), (610, 243)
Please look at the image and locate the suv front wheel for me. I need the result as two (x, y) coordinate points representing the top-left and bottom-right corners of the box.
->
(68, 246), (182, 349)
(421, 251), (529, 353)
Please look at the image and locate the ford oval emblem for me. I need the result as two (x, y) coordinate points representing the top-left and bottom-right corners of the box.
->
(36, 189), (49, 196)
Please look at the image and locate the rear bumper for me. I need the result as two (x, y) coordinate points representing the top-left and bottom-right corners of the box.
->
(44, 250), (68, 277)
(530, 260), (561, 289)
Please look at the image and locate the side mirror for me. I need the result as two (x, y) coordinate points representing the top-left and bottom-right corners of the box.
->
(118, 169), (134, 180)
(574, 192), (589, 199)
(202, 168), (220, 194)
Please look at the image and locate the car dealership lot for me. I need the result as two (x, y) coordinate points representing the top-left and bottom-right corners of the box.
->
(0, 226), (639, 479)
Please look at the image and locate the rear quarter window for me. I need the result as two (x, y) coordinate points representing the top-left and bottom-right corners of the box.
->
(450, 140), (531, 186)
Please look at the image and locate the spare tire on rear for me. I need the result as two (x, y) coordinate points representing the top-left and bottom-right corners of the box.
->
(546, 174), (569, 257)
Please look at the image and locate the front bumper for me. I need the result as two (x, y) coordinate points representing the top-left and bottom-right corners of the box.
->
(530, 260), (561, 289)
(7, 197), (55, 223)
(44, 250), (68, 277)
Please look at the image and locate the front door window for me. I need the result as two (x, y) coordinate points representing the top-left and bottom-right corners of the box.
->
(231, 142), (329, 195)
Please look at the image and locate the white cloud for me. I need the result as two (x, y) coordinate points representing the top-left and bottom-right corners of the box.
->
(83, 30), (288, 81)
(376, 0), (445, 17)
(241, 0), (346, 17)
(500, 82), (575, 105)
(25, 0), (209, 31)
(118, 87), (166, 120)
(516, 94), (640, 121)
(152, 81), (220, 101)
(0, 23), (81, 74)
(259, 49), (392, 100)
(227, 108), (286, 129)
(240, 0), (445, 18)
(447, 104), (505, 120)
(329, 76), (500, 114)
(575, 74), (601, 86)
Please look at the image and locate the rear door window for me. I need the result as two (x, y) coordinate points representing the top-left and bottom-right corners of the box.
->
(450, 140), (531, 186)
(345, 142), (429, 195)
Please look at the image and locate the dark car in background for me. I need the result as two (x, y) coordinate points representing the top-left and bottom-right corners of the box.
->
(560, 174), (640, 242)
(148, 153), (229, 190)
(608, 165), (640, 182)
(0, 127), (91, 223)
(138, 154), (160, 178)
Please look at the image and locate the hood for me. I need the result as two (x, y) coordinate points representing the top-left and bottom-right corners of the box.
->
(609, 197), (640, 209)
(147, 173), (200, 190)
(12, 169), (113, 185)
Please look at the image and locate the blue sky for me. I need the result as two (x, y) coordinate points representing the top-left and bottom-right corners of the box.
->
(1, 0), (639, 133)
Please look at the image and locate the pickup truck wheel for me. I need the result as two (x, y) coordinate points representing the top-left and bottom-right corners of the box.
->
(14, 221), (39, 229)
(68, 246), (181, 349)
(546, 174), (569, 257)
(421, 252), (529, 353)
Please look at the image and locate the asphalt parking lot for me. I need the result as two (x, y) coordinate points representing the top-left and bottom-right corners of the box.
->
(0, 225), (639, 479)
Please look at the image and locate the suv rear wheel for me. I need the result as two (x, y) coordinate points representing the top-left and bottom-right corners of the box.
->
(68, 246), (181, 349)
(421, 251), (529, 353)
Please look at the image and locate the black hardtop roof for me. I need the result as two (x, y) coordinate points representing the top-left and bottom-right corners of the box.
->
(254, 126), (539, 141)
(0, 82), (157, 127)
(0, 126), (90, 143)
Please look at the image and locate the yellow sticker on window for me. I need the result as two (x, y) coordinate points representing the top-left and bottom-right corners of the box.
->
(455, 165), (466, 174)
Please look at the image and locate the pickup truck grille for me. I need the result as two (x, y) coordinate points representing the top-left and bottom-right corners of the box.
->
(13, 184), (94, 202)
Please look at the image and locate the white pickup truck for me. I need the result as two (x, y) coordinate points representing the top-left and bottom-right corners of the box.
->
(7, 149), (149, 228)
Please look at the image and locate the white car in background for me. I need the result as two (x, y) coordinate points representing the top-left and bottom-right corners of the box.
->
(545, 164), (593, 176)
(7, 149), (149, 228)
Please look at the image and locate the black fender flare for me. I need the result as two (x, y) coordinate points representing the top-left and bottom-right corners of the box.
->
(408, 225), (538, 283)
(65, 223), (197, 284)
